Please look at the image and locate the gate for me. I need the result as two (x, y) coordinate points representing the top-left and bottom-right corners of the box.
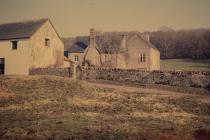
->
(76, 66), (82, 79)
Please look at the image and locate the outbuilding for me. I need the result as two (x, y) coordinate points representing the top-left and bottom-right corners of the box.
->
(0, 19), (64, 75)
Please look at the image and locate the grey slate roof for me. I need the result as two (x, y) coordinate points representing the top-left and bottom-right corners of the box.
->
(68, 41), (88, 53)
(144, 40), (159, 51)
(96, 35), (125, 53)
(128, 34), (159, 51)
(0, 19), (48, 40)
(65, 34), (125, 53)
(64, 33), (159, 53)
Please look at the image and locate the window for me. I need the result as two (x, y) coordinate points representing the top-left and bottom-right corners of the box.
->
(105, 55), (107, 62)
(45, 38), (50, 47)
(142, 53), (146, 62)
(138, 53), (146, 63)
(105, 54), (111, 62)
(12, 41), (18, 50)
(75, 55), (79, 61)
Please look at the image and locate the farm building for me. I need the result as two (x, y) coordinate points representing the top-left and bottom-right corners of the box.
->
(65, 28), (101, 66)
(0, 19), (64, 75)
(65, 29), (160, 70)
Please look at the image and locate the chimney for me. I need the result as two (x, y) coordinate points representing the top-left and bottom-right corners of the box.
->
(90, 28), (96, 47)
(141, 34), (150, 42)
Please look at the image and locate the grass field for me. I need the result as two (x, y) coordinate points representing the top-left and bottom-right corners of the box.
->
(0, 76), (210, 140)
(161, 59), (210, 71)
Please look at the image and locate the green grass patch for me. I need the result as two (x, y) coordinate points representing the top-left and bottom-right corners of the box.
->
(161, 59), (210, 71)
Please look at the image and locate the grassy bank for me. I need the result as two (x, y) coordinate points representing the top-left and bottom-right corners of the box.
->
(161, 59), (210, 71)
(0, 75), (210, 140)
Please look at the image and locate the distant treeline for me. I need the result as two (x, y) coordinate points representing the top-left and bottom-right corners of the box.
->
(63, 28), (210, 60)
(149, 28), (210, 59)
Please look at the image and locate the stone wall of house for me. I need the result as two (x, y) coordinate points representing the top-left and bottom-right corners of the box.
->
(68, 52), (86, 66)
(84, 46), (101, 66)
(79, 67), (210, 88)
(30, 20), (64, 68)
(29, 67), (72, 77)
(0, 39), (31, 75)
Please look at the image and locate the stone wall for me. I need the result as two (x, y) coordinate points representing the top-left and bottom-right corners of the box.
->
(29, 66), (210, 89)
(0, 39), (31, 75)
(29, 67), (72, 78)
(80, 67), (210, 89)
(30, 20), (64, 68)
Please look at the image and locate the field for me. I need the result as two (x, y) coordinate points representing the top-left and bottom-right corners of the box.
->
(0, 75), (210, 140)
(161, 59), (210, 71)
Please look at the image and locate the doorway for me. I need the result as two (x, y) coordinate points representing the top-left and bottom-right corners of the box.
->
(0, 58), (5, 75)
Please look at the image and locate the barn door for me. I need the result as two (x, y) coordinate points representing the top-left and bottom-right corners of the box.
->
(0, 58), (5, 75)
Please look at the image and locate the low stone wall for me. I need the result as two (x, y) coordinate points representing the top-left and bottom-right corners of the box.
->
(29, 67), (72, 78)
(80, 67), (210, 89)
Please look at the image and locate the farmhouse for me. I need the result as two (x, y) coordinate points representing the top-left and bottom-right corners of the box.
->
(0, 19), (64, 75)
(65, 29), (160, 70)
(65, 28), (101, 66)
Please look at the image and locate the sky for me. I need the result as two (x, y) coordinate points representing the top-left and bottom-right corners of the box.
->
(0, 0), (210, 37)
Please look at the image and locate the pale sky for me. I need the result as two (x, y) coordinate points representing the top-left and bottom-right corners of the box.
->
(0, 0), (210, 37)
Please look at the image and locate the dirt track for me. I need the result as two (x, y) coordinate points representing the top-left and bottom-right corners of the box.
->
(89, 82), (186, 95)
(88, 81), (210, 99)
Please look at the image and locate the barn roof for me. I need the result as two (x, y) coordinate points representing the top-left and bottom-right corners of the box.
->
(0, 18), (48, 40)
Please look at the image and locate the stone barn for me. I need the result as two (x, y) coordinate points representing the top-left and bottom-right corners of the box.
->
(0, 18), (64, 75)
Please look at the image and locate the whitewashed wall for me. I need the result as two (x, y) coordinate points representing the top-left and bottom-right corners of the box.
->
(150, 48), (160, 70)
(0, 39), (30, 75)
(0, 20), (64, 75)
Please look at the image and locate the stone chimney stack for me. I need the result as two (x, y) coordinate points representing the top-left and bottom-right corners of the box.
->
(141, 34), (150, 42)
(90, 28), (96, 47)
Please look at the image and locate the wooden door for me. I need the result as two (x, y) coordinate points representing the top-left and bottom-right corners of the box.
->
(0, 58), (5, 75)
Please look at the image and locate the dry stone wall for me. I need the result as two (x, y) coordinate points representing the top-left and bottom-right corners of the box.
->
(80, 67), (210, 89)
(29, 66), (210, 89)
(29, 67), (72, 78)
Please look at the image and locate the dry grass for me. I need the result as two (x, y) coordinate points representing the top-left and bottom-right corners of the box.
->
(0, 75), (210, 140)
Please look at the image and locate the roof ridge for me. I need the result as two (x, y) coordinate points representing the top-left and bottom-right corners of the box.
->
(0, 18), (49, 26)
